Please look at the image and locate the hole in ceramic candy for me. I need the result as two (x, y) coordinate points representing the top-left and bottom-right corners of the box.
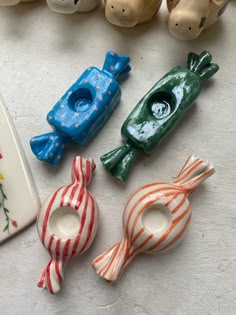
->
(148, 91), (176, 119)
(49, 206), (80, 239)
(142, 205), (172, 234)
(68, 88), (93, 113)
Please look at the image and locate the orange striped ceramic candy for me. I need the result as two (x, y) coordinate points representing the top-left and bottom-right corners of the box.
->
(92, 155), (215, 283)
(37, 156), (99, 294)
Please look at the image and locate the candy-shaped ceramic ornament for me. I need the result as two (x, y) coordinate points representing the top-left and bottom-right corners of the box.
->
(46, 0), (100, 14)
(0, 97), (40, 243)
(30, 51), (131, 165)
(37, 156), (99, 294)
(0, 0), (35, 6)
(101, 50), (219, 181)
(167, 0), (230, 40)
(93, 155), (215, 283)
(104, 0), (162, 27)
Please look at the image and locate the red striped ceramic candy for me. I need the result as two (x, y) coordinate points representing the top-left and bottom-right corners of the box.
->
(92, 155), (215, 283)
(37, 156), (99, 294)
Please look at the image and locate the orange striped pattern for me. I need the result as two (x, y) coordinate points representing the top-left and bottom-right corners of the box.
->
(92, 155), (215, 283)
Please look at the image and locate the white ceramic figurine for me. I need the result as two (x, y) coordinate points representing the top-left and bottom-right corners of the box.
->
(104, 0), (162, 27)
(0, 0), (35, 5)
(46, 0), (100, 14)
(167, 0), (230, 40)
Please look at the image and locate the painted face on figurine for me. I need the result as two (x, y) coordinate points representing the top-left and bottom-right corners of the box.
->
(104, 0), (162, 27)
(105, 0), (144, 27)
(167, 0), (229, 40)
(46, 0), (100, 14)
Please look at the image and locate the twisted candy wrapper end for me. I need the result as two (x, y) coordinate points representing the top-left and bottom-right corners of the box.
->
(100, 143), (138, 181)
(187, 50), (219, 81)
(92, 239), (132, 284)
(30, 132), (68, 165)
(173, 155), (215, 191)
(103, 51), (131, 81)
(38, 259), (64, 294)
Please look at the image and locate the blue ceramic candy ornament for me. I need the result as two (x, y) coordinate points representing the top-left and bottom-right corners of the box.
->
(30, 51), (131, 164)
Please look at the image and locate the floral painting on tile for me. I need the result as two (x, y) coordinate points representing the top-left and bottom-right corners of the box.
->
(0, 152), (17, 234)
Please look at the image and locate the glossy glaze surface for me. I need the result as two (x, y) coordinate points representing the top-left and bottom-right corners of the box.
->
(101, 51), (219, 181)
(0, 97), (40, 243)
(0, 3), (235, 312)
(105, 0), (162, 27)
(93, 155), (215, 283)
(167, 0), (230, 40)
(46, 0), (100, 14)
(30, 51), (131, 164)
(37, 156), (99, 294)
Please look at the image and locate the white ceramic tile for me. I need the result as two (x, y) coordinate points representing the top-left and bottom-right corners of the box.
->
(0, 97), (40, 243)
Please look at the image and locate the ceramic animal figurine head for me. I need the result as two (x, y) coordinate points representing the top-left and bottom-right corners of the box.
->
(37, 156), (99, 294)
(0, 0), (35, 5)
(167, 0), (230, 40)
(104, 0), (162, 27)
(46, 0), (100, 14)
(92, 155), (215, 283)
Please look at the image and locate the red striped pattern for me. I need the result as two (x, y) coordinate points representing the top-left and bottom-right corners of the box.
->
(92, 155), (215, 283)
(37, 156), (99, 294)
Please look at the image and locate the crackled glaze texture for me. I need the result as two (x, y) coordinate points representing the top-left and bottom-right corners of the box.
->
(46, 0), (100, 14)
(101, 51), (219, 181)
(93, 155), (215, 283)
(37, 156), (99, 294)
(30, 51), (131, 164)
(104, 0), (162, 27)
(0, 98), (40, 243)
(167, 0), (230, 40)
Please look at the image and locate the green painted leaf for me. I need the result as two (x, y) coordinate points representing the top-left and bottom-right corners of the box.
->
(3, 225), (9, 232)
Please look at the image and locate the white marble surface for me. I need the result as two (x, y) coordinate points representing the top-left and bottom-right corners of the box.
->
(0, 1), (236, 314)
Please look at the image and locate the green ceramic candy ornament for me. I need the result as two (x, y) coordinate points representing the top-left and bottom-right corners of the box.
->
(101, 51), (219, 181)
